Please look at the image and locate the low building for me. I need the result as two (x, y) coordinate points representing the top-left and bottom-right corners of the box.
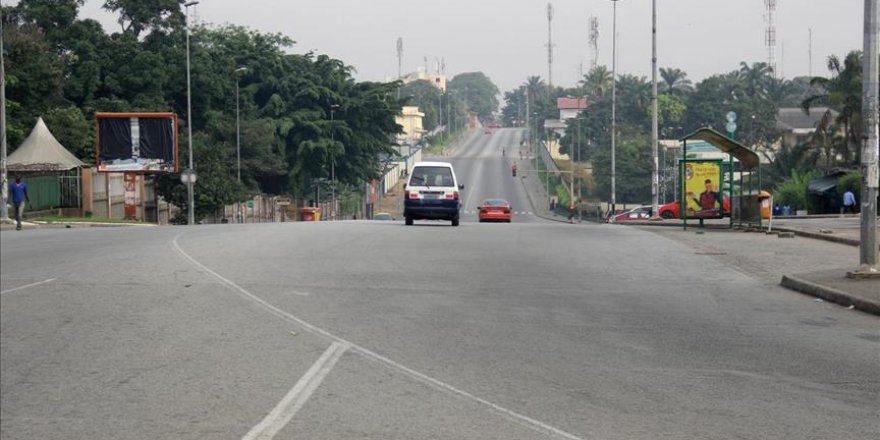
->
(401, 71), (446, 92)
(543, 97), (589, 160)
(396, 106), (426, 142)
(776, 106), (839, 148)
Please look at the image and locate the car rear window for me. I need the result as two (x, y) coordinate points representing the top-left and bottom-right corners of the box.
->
(484, 200), (508, 206)
(410, 166), (454, 187)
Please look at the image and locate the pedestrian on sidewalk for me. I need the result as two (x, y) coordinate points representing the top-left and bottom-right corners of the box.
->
(9, 176), (30, 230)
(842, 189), (856, 214)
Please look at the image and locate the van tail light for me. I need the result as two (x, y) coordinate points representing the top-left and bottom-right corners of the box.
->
(408, 192), (419, 199)
(503, 208), (511, 214)
(445, 191), (460, 200)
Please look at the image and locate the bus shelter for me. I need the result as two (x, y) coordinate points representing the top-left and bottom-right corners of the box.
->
(680, 127), (763, 230)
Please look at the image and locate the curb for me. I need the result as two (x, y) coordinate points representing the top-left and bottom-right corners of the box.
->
(771, 226), (860, 247)
(780, 275), (880, 316)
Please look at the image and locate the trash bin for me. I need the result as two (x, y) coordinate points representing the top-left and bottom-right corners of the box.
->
(758, 191), (772, 220)
(299, 207), (321, 222)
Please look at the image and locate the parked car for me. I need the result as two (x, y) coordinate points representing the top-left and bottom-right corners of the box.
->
(607, 206), (652, 223)
(658, 196), (731, 219)
(478, 199), (512, 223)
(404, 161), (463, 226)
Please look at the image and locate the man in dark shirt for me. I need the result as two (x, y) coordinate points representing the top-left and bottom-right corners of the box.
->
(693, 179), (721, 211)
(9, 176), (30, 230)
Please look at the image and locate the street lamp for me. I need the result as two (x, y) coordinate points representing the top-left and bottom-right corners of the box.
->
(184, 1), (199, 226)
(235, 67), (247, 184)
(329, 103), (340, 220)
(0, 8), (7, 222)
(650, 0), (659, 217)
(611, 0), (620, 215)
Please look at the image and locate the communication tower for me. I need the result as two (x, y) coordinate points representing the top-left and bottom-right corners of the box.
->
(764, 0), (777, 76)
(589, 17), (599, 70)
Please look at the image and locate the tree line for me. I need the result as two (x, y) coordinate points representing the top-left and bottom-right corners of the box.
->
(502, 54), (868, 205)
(3, 0), (404, 220)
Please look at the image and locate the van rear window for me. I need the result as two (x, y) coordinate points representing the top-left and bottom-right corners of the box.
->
(410, 166), (454, 187)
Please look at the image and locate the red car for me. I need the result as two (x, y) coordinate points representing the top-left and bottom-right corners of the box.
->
(658, 197), (731, 219)
(478, 199), (512, 223)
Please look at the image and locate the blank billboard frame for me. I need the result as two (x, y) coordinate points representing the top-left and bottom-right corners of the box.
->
(95, 112), (179, 174)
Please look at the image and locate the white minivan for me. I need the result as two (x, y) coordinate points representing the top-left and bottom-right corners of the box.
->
(403, 161), (463, 226)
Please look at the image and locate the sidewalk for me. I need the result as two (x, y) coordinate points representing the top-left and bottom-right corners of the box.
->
(642, 226), (879, 316)
(517, 155), (569, 224)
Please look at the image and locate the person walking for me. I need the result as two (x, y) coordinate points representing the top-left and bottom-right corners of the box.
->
(9, 176), (30, 230)
(842, 188), (857, 214)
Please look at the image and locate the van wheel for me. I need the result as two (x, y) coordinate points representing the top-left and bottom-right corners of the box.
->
(451, 218), (459, 227)
(405, 217), (414, 226)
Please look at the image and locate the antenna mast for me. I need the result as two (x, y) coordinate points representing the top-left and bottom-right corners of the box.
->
(396, 37), (403, 79)
(547, 3), (554, 90)
(764, 0), (777, 76)
(589, 17), (599, 70)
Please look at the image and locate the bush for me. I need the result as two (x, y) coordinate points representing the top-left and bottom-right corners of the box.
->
(773, 170), (819, 211)
(837, 172), (861, 198)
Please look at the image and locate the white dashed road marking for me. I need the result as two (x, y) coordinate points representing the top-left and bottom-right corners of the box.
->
(0, 278), (56, 295)
(242, 341), (349, 440)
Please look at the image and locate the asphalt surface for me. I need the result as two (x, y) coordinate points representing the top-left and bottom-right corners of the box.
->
(2, 128), (879, 440)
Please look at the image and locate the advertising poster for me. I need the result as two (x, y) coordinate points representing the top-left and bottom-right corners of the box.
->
(123, 173), (137, 219)
(681, 160), (723, 219)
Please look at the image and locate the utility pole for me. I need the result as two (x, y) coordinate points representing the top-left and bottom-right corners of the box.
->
(610, 0), (619, 214)
(0, 7), (7, 222)
(184, 1), (199, 226)
(855, 0), (879, 273)
(330, 104), (340, 220)
(650, 0), (659, 216)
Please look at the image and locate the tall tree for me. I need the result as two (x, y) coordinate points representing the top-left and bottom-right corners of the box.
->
(801, 51), (863, 165)
(447, 72), (499, 122)
(659, 67), (693, 96)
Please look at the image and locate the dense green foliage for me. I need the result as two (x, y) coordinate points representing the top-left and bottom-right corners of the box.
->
(3, 1), (404, 220)
(502, 54), (868, 204)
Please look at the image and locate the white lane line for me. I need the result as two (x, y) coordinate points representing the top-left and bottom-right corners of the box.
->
(0, 278), (56, 295)
(171, 234), (584, 440)
(242, 341), (349, 440)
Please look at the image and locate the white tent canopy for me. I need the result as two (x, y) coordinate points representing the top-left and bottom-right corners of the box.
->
(7, 117), (86, 172)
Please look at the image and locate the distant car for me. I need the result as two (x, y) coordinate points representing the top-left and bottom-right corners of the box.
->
(489, 122), (501, 129)
(373, 212), (394, 221)
(607, 206), (652, 223)
(478, 199), (512, 223)
(484, 128), (492, 134)
(657, 196), (731, 219)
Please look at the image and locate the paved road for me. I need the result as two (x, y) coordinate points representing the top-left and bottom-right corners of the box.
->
(433, 127), (539, 223)
(2, 130), (879, 439)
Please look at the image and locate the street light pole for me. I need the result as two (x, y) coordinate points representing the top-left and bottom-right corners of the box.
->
(611, 0), (619, 215)
(650, 0), (660, 216)
(330, 104), (339, 220)
(857, 0), (879, 271)
(236, 67), (247, 184)
(0, 8), (8, 221)
(184, 1), (199, 226)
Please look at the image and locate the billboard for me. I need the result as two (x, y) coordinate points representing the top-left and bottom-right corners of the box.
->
(96, 113), (178, 173)
(680, 159), (724, 219)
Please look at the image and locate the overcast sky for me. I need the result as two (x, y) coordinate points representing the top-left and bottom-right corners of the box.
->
(60, 1), (867, 91)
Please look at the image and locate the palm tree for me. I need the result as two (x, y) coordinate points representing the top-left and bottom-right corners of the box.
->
(801, 51), (862, 165)
(764, 142), (820, 188)
(579, 66), (612, 100)
(659, 67), (693, 96)
(738, 62), (774, 98)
